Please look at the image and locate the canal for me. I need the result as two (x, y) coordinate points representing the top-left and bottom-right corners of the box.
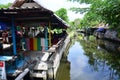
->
(56, 34), (120, 80)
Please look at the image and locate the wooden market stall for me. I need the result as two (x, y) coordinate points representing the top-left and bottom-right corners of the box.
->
(0, 0), (69, 80)
(0, 0), (69, 54)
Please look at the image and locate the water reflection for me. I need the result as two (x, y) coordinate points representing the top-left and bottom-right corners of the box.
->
(56, 52), (70, 80)
(97, 39), (120, 53)
(67, 35), (120, 80)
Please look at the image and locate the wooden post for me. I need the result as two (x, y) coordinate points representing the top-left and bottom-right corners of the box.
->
(11, 17), (17, 55)
(49, 22), (52, 47)
(45, 26), (48, 50)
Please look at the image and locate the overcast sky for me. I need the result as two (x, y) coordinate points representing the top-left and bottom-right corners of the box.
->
(0, 0), (89, 21)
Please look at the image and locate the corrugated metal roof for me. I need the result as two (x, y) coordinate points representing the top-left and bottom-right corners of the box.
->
(0, 0), (69, 28)
(11, 0), (26, 8)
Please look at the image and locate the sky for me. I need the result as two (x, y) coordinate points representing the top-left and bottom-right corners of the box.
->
(0, 0), (89, 21)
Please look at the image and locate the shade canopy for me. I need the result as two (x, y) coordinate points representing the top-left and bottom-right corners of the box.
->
(0, 0), (69, 29)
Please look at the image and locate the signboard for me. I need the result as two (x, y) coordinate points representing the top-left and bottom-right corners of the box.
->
(0, 61), (6, 80)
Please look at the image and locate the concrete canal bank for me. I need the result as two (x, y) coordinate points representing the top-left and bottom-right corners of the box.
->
(30, 36), (71, 80)
(58, 34), (120, 80)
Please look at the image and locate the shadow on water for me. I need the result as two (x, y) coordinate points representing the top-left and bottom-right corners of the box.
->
(58, 34), (120, 80)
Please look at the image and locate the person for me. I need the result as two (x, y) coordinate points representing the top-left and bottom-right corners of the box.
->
(2, 30), (8, 43)
(62, 29), (67, 38)
(0, 39), (3, 50)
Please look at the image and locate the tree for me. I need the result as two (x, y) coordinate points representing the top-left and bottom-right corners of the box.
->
(0, 3), (12, 9)
(74, 18), (82, 29)
(69, 0), (102, 28)
(96, 0), (120, 28)
(68, 18), (81, 32)
(69, 0), (120, 30)
(55, 8), (69, 23)
(68, 0), (99, 4)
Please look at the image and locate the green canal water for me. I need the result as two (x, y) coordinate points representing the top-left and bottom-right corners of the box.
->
(56, 35), (120, 80)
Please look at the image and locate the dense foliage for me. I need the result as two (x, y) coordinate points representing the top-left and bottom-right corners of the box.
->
(69, 0), (120, 30)
(55, 8), (69, 23)
(0, 3), (12, 9)
(69, 18), (82, 30)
